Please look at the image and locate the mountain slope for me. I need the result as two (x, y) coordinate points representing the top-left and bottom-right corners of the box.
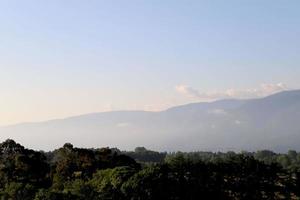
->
(1, 90), (300, 152)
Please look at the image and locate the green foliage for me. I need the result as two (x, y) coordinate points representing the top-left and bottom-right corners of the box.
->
(124, 147), (167, 163)
(0, 140), (299, 199)
(122, 165), (169, 200)
(89, 167), (136, 199)
(63, 179), (95, 200)
(0, 182), (36, 200)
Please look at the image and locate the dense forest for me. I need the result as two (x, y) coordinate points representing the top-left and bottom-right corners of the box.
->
(0, 139), (299, 199)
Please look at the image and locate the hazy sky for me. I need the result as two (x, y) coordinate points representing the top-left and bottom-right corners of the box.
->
(0, 0), (300, 125)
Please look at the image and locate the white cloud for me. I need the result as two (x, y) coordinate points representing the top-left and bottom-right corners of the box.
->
(175, 85), (226, 99)
(175, 85), (203, 98)
(116, 122), (131, 127)
(234, 120), (242, 125)
(261, 83), (287, 94)
(175, 83), (288, 100)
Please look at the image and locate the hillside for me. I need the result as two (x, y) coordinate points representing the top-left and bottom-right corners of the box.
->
(1, 90), (300, 152)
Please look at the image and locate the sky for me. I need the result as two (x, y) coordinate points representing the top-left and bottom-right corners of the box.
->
(0, 0), (300, 126)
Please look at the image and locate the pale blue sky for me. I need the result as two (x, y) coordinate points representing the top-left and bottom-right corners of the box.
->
(0, 0), (299, 125)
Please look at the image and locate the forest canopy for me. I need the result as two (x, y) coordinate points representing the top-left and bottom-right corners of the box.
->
(0, 139), (299, 199)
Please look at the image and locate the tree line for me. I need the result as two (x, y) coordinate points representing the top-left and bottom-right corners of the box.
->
(0, 139), (299, 199)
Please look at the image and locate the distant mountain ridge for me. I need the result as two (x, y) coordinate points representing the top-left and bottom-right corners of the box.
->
(1, 90), (300, 152)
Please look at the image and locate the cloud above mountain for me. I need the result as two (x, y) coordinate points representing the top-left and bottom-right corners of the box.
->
(175, 83), (288, 100)
(1, 89), (300, 152)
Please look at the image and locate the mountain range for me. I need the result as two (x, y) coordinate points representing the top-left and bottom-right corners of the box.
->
(1, 90), (300, 152)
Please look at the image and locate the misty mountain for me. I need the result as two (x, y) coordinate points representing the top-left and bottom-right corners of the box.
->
(1, 90), (300, 152)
